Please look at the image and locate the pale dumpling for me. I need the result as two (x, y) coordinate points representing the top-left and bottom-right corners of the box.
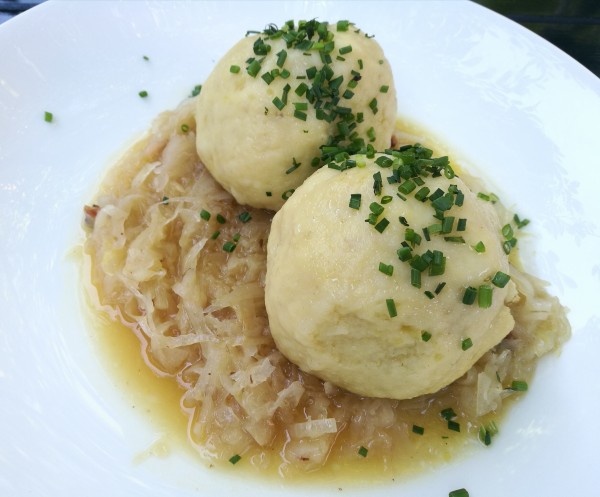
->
(265, 150), (518, 400)
(196, 20), (397, 210)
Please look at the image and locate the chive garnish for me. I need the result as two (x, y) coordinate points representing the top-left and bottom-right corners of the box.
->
(223, 241), (237, 253)
(200, 209), (211, 221)
(230, 64), (241, 73)
(447, 420), (461, 432)
(449, 488), (469, 497)
(412, 425), (425, 435)
(421, 331), (432, 342)
(473, 241), (486, 253)
(238, 211), (252, 223)
(349, 193), (361, 210)
(461, 338), (473, 351)
(44, 111), (53, 123)
(510, 380), (528, 391)
(229, 454), (241, 465)
(491, 271), (510, 288)
(386, 299), (397, 318)
(378, 262), (394, 276)
(181, 124), (190, 133)
(210, 230), (220, 240)
(216, 214), (226, 224)
(440, 408), (457, 420)
(374, 218), (389, 233)
(358, 446), (368, 457)
(462, 286), (477, 305)
(138, 90), (148, 98)
(478, 284), (493, 308)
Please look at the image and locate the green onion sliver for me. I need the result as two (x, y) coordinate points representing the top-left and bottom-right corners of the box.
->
(386, 298), (397, 318)
(491, 271), (511, 288)
(478, 284), (493, 308)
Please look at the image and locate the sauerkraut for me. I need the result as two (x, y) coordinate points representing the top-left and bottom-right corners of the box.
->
(83, 96), (570, 478)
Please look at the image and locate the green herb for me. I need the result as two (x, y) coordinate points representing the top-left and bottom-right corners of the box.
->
(421, 331), (432, 342)
(246, 59), (261, 77)
(223, 241), (237, 253)
(181, 124), (190, 133)
(374, 218), (389, 233)
(386, 298), (397, 318)
(190, 84), (202, 97)
(379, 262), (394, 276)
(210, 230), (220, 240)
(238, 211), (252, 223)
(478, 284), (493, 308)
(440, 408), (457, 420)
(276, 49), (287, 68)
(412, 425), (425, 435)
(462, 286), (477, 305)
(138, 90), (148, 98)
(230, 64), (241, 73)
(357, 445), (368, 457)
(229, 454), (241, 465)
(339, 45), (353, 55)
(282, 189), (295, 200)
(142, 55), (149, 61)
(379, 85), (389, 93)
(447, 420), (461, 432)
(336, 20), (350, 31)
(216, 214), (226, 224)
(200, 209), (211, 221)
(473, 241), (486, 253)
(509, 380), (528, 391)
(461, 338), (473, 351)
(449, 489), (469, 497)
(491, 271), (511, 288)
(514, 213), (530, 229)
(349, 193), (361, 210)
(44, 111), (53, 123)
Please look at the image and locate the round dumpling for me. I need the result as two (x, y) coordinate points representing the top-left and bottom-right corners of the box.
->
(265, 149), (518, 400)
(196, 20), (397, 210)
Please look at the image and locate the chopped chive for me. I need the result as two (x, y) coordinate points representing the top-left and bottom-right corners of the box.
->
(491, 271), (511, 288)
(399, 216), (409, 227)
(369, 202), (384, 215)
(440, 408), (457, 420)
(414, 186), (430, 201)
(282, 189), (295, 200)
(514, 213), (530, 229)
(379, 262), (394, 276)
(473, 241), (486, 253)
(411, 268), (421, 288)
(294, 110), (307, 121)
(434, 282), (446, 294)
(374, 218), (390, 233)
(349, 193), (362, 210)
(444, 236), (465, 243)
(210, 230), (220, 240)
(461, 338), (473, 351)
(386, 298), (397, 318)
(366, 126), (376, 141)
(229, 64), (240, 73)
(200, 209), (211, 221)
(44, 111), (53, 122)
(373, 171), (383, 195)
(223, 241), (237, 253)
(232, 233), (241, 242)
(503, 238), (517, 254)
(477, 192), (490, 201)
(381, 195), (393, 204)
(457, 218), (467, 231)
(276, 49), (287, 68)
(449, 489), (469, 497)
(238, 211), (252, 223)
(190, 84), (202, 97)
(357, 445), (368, 457)
(142, 55), (149, 61)
(462, 286), (477, 305)
(447, 420), (461, 432)
(337, 20), (350, 31)
(216, 214), (226, 224)
(272, 96), (285, 110)
(228, 454), (241, 465)
(261, 72), (275, 85)
(397, 246), (412, 261)
(247, 59), (261, 77)
(181, 123), (190, 133)
(380, 85), (389, 93)
(412, 425), (425, 435)
(479, 425), (493, 446)
(502, 224), (514, 239)
(368, 97), (378, 114)
(295, 82), (309, 96)
(478, 284), (493, 308)
(138, 90), (148, 98)
(265, 191), (272, 197)
(421, 331), (432, 342)
(510, 380), (528, 391)
(339, 45), (353, 55)
(286, 158), (301, 174)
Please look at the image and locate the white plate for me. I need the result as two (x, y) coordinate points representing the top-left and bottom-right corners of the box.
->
(1, 1), (599, 496)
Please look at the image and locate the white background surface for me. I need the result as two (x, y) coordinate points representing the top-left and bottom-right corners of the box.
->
(1, 1), (599, 496)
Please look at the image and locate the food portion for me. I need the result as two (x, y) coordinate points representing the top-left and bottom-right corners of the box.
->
(195, 20), (396, 210)
(82, 19), (571, 480)
(266, 150), (518, 400)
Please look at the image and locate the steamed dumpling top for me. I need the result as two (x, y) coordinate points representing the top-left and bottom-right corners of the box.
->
(196, 20), (397, 210)
(265, 148), (518, 400)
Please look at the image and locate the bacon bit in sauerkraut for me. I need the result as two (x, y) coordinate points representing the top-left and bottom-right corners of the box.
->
(82, 97), (571, 477)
